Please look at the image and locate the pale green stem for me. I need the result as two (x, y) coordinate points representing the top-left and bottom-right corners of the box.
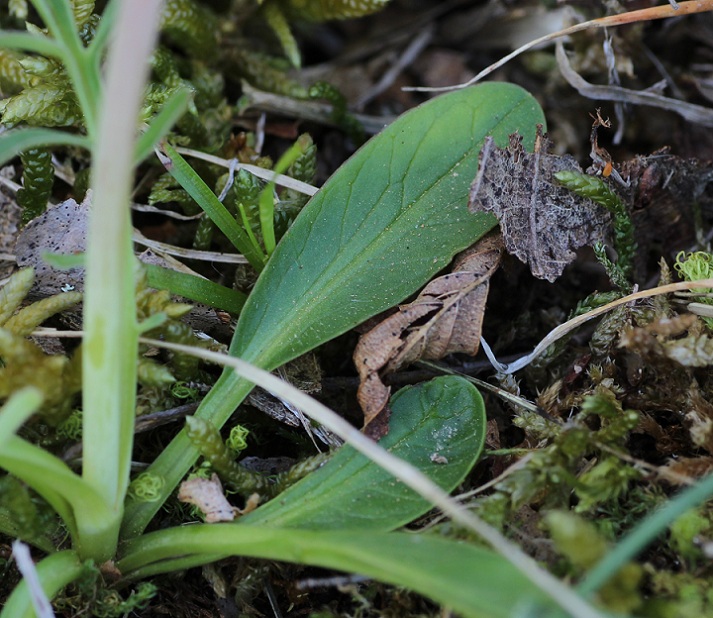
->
(81, 0), (164, 561)
(30, 0), (102, 138)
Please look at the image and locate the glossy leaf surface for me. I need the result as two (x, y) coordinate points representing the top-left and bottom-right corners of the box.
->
(242, 376), (486, 529)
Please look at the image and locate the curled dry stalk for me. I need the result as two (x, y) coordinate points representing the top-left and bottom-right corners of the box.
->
(481, 278), (713, 374)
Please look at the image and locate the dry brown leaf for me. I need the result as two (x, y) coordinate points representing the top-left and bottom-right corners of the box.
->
(177, 473), (237, 522)
(686, 384), (713, 454)
(354, 233), (503, 436)
(660, 456), (713, 484)
(468, 127), (610, 282)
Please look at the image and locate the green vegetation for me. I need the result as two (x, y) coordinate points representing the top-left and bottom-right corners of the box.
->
(2, 1), (713, 617)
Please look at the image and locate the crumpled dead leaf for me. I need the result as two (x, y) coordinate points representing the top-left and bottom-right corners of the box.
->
(468, 127), (610, 282)
(354, 233), (503, 437)
(177, 473), (237, 522)
(660, 456), (713, 484)
(686, 384), (713, 454)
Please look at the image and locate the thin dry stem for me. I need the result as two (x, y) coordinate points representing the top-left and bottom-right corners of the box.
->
(405, 0), (713, 92)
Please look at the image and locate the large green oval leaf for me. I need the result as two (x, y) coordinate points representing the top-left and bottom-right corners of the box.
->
(241, 376), (486, 529)
(232, 82), (544, 369)
(124, 83), (545, 537)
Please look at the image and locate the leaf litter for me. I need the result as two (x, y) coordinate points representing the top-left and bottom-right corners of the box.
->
(354, 232), (502, 436)
(468, 126), (611, 282)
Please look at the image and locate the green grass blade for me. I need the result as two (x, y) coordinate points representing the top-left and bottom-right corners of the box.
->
(259, 138), (305, 255)
(0, 128), (89, 167)
(242, 376), (486, 529)
(145, 263), (247, 314)
(0, 550), (83, 618)
(118, 527), (552, 618)
(157, 143), (267, 270)
(579, 472), (713, 596)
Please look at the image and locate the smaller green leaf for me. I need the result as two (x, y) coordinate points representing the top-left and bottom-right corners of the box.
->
(0, 388), (43, 449)
(135, 87), (192, 163)
(0, 550), (83, 618)
(137, 313), (167, 334)
(30, 0), (84, 52)
(0, 31), (63, 58)
(242, 376), (486, 530)
(41, 251), (85, 269)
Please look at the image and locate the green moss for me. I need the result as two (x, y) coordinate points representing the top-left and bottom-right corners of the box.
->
(669, 508), (713, 564)
(17, 147), (53, 223)
(555, 170), (635, 284)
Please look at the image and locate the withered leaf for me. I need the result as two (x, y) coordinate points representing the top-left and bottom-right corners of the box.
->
(177, 473), (236, 523)
(15, 196), (88, 298)
(660, 456), (713, 484)
(686, 384), (713, 454)
(354, 233), (503, 436)
(468, 127), (610, 282)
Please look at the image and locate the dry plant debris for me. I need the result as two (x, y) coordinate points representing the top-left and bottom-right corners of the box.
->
(177, 473), (237, 523)
(354, 233), (502, 435)
(14, 196), (88, 297)
(468, 127), (611, 283)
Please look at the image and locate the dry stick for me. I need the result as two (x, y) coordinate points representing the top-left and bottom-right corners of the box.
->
(405, 0), (713, 92)
(139, 337), (608, 618)
(481, 278), (713, 374)
(132, 228), (250, 264)
(555, 41), (713, 128)
(238, 82), (396, 135)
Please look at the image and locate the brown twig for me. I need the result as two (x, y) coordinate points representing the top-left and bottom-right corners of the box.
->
(555, 41), (713, 128)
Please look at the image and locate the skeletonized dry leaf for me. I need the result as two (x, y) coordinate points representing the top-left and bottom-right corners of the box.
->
(177, 473), (236, 522)
(354, 233), (503, 437)
(15, 196), (88, 298)
(468, 127), (610, 282)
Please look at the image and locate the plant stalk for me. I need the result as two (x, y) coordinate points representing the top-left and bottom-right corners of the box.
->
(80, 0), (164, 561)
